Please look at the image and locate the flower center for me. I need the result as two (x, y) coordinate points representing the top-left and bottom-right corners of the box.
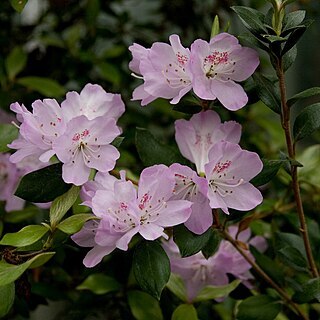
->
(108, 202), (137, 232)
(204, 51), (236, 79)
(173, 173), (198, 201)
(139, 193), (167, 224)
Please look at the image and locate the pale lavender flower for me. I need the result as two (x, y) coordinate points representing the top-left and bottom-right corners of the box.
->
(129, 34), (192, 105)
(203, 141), (263, 214)
(61, 83), (125, 121)
(170, 163), (211, 235)
(175, 110), (241, 174)
(163, 226), (267, 302)
(53, 115), (121, 186)
(8, 99), (66, 163)
(190, 33), (259, 110)
(72, 165), (192, 267)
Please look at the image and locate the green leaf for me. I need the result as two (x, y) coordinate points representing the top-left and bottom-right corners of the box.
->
(275, 232), (306, 257)
(76, 273), (121, 295)
(236, 295), (282, 320)
(277, 246), (308, 271)
(95, 62), (121, 86)
(166, 273), (188, 302)
(194, 280), (241, 302)
(0, 225), (49, 247)
(201, 229), (220, 259)
(0, 124), (19, 152)
(10, 0), (28, 12)
(282, 10), (306, 34)
(16, 76), (66, 98)
(251, 159), (284, 186)
(292, 278), (320, 303)
(288, 87), (320, 107)
(282, 44), (297, 72)
(128, 290), (163, 320)
(57, 214), (96, 235)
(238, 33), (269, 52)
(50, 185), (80, 228)
(210, 15), (220, 39)
(173, 225), (212, 258)
(0, 252), (55, 286)
(172, 304), (198, 320)
(231, 6), (267, 36)
(135, 128), (188, 167)
(252, 73), (281, 114)
(0, 283), (15, 318)
(293, 103), (320, 141)
(5, 47), (27, 81)
(133, 240), (170, 300)
(3, 206), (39, 223)
(15, 163), (72, 203)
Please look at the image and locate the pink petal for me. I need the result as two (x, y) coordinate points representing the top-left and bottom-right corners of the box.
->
(139, 223), (165, 240)
(83, 244), (116, 268)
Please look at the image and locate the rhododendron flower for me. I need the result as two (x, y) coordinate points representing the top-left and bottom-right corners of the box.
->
(170, 163), (211, 234)
(203, 141), (263, 214)
(72, 165), (192, 267)
(53, 115), (121, 186)
(129, 34), (192, 105)
(61, 83), (125, 121)
(163, 226), (267, 302)
(175, 110), (241, 174)
(8, 100), (66, 163)
(190, 33), (259, 110)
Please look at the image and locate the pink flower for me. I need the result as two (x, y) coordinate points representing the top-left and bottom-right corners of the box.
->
(163, 226), (267, 302)
(72, 165), (192, 267)
(129, 34), (192, 105)
(203, 141), (263, 214)
(175, 110), (241, 174)
(170, 163), (211, 235)
(190, 33), (259, 110)
(53, 115), (121, 186)
(61, 83), (125, 121)
(8, 100), (66, 163)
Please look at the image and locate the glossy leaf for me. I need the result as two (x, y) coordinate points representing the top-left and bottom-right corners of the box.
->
(231, 6), (267, 36)
(3, 206), (40, 223)
(0, 225), (49, 247)
(251, 159), (284, 186)
(57, 214), (96, 235)
(133, 240), (170, 300)
(10, 0), (28, 12)
(236, 295), (282, 320)
(194, 280), (240, 302)
(252, 73), (281, 114)
(201, 229), (220, 259)
(5, 47), (27, 81)
(0, 283), (15, 318)
(173, 225), (212, 258)
(50, 185), (80, 228)
(172, 304), (198, 320)
(0, 124), (19, 152)
(15, 163), (72, 203)
(166, 274), (188, 302)
(283, 45), (297, 72)
(292, 278), (320, 303)
(127, 290), (163, 320)
(287, 87), (320, 107)
(0, 252), (55, 286)
(76, 273), (121, 295)
(293, 103), (320, 141)
(17, 76), (66, 98)
(136, 128), (188, 167)
(282, 10), (306, 34)
(278, 246), (308, 271)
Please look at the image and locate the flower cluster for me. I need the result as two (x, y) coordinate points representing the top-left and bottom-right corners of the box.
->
(72, 166), (192, 267)
(129, 33), (259, 110)
(9, 84), (125, 186)
(163, 226), (267, 302)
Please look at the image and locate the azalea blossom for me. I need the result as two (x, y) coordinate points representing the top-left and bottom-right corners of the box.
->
(129, 34), (192, 105)
(169, 163), (211, 234)
(175, 110), (241, 174)
(190, 33), (259, 110)
(72, 165), (192, 267)
(53, 115), (121, 186)
(203, 141), (263, 214)
(163, 226), (267, 302)
(61, 83), (125, 121)
(8, 99), (66, 163)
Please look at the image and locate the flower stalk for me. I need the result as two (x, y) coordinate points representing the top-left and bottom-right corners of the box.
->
(276, 58), (319, 278)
